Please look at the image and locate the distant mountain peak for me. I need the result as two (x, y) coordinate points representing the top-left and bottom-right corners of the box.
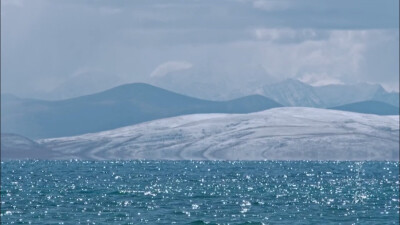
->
(260, 79), (324, 107)
(255, 79), (398, 108)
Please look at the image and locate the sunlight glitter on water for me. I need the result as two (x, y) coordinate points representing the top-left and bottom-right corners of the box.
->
(1, 160), (399, 224)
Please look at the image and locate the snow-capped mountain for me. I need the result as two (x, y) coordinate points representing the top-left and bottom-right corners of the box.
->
(258, 79), (399, 108)
(35, 107), (399, 161)
(259, 79), (324, 107)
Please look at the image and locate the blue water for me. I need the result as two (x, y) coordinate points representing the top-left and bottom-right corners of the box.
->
(1, 160), (399, 224)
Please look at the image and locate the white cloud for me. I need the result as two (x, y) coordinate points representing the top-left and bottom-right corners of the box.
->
(299, 73), (344, 86)
(150, 61), (193, 77)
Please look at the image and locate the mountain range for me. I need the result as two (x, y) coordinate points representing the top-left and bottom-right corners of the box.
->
(1, 83), (281, 139)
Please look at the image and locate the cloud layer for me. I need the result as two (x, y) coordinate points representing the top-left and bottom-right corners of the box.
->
(1, 0), (398, 100)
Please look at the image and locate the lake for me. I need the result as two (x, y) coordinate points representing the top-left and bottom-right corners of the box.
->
(1, 160), (399, 224)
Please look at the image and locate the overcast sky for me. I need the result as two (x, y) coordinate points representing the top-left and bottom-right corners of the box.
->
(1, 0), (399, 100)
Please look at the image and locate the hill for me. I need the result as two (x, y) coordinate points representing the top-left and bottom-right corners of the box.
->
(330, 100), (399, 115)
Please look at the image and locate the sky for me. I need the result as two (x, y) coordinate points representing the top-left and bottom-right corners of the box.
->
(1, 0), (399, 100)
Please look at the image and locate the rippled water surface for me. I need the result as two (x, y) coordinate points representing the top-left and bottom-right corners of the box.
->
(1, 160), (399, 224)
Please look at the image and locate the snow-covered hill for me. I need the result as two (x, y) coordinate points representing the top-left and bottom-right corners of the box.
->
(39, 108), (399, 161)
(1, 133), (59, 159)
